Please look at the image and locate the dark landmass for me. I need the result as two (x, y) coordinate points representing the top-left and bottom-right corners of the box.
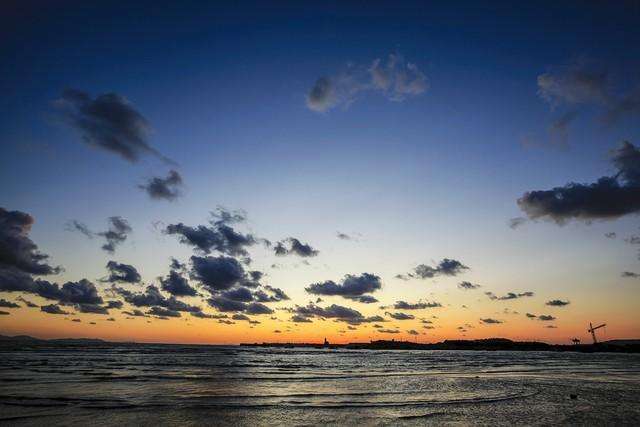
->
(1, 335), (639, 353)
(242, 338), (640, 353)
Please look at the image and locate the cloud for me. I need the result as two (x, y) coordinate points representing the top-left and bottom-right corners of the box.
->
(160, 269), (197, 297)
(55, 88), (173, 164)
(622, 271), (640, 278)
(40, 304), (69, 315)
(538, 314), (556, 321)
(106, 300), (123, 309)
(519, 142), (640, 223)
(1, 207), (61, 275)
(378, 329), (400, 334)
(139, 170), (183, 201)
(392, 301), (441, 310)
(485, 291), (534, 301)
(305, 273), (381, 301)
(407, 329), (419, 336)
(411, 258), (469, 279)
(537, 64), (609, 107)
(165, 220), (256, 257)
(97, 217), (132, 254)
(0, 311), (8, 315)
(336, 232), (351, 240)
(16, 297), (38, 308)
(546, 299), (570, 307)
(77, 303), (109, 314)
(104, 261), (141, 283)
(306, 53), (427, 112)
(480, 318), (503, 324)
(291, 314), (313, 323)
(508, 217), (527, 229)
(549, 111), (579, 147)
(344, 295), (379, 304)
(115, 284), (201, 313)
(602, 87), (640, 126)
(385, 312), (415, 320)
(123, 309), (147, 317)
(274, 238), (319, 257)
(605, 232), (617, 239)
(190, 311), (228, 319)
(526, 313), (537, 319)
(0, 299), (19, 308)
(147, 306), (181, 318)
(190, 256), (245, 292)
(458, 281), (481, 290)
(232, 313), (250, 321)
(67, 220), (93, 239)
(286, 303), (378, 324)
(369, 53), (428, 101)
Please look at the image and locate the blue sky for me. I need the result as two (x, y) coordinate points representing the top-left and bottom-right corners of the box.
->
(0, 1), (639, 343)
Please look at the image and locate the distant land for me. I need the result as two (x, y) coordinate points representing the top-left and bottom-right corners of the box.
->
(1, 335), (639, 353)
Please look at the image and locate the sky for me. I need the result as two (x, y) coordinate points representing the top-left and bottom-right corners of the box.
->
(1, 1), (639, 345)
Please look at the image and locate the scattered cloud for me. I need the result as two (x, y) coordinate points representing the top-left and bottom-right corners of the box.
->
(458, 281), (481, 290)
(306, 53), (427, 112)
(546, 299), (570, 307)
(139, 170), (183, 201)
(0, 299), (20, 308)
(40, 304), (69, 315)
(55, 88), (173, 164)
(480, 318), (503, 324)
(385, 312), (415, 320)
(401, 258), (469, 280)
(392, 300), (442, 310)
(518, 141), (640, 223)
(305, 273), (381, 301)
(485, 291), (534, 301)
(274, 238), (319, 257)
(104, 261), (141, 284)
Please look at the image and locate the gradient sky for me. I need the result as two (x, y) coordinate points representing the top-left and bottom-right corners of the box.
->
(1, 1), (639, 344)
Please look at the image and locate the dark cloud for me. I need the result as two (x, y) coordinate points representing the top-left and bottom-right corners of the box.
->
(1, 207), (61, 275)
(116, 285), (200, 313)
(104, 261), (141, 284)
(58, 279), (103, 305)
(605, 232), (617, 239)
(480, 318), (503, 324)
(0, 311), (9, 315)
(123, 309), (147, 317)
(344, 295), (378, 304)
(55, 88), (173, 164)
(518, 141), (640, 223)
(274, 238), (319, 257)
(41, 304), (69, 315)
(244, 302), (274, 315)
(207, 296), (248, 312)
(458, 281), (481, 290)
(16, 297), (38, 308)
(221, 286), (254, 302)
(253, 285), (290, 303)
(393, 301), (441, 310)
(67, 220), (93, 239)
(336, 232), (351, 240)
(160, 269), (197, 297)
(106, 300), (123, 309)
(232, 313), (250, 321)
(538, 314), (556, 321)
(407, 329), (419, 336)
(147, 306), (181, 318)
(139, 170), (183, 201)
(385, 312), (415, 320)
(412, 258), (469, 279)
(190, 256), (245, 291)
(0, 299), (20, 308)
(305, 273), (381, 301)
(485, 291), (534, 301)
(546, 299), (570, 307)
(378, 329), (400, 334)
(190, 311), (228, 319)
(97, 217), (132, 254)
(291, 314), (313, 323)
(165, 222), (256, 257)
(77, 303), (109, 314)
(622, 271), (640, 278)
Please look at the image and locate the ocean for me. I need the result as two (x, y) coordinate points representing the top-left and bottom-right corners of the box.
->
(1, 345), (639, 425)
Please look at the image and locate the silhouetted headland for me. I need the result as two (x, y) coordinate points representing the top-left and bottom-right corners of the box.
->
(241, 337), (640, 353)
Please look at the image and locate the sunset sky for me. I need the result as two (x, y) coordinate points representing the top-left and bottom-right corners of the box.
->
(1, 1), (639, 344)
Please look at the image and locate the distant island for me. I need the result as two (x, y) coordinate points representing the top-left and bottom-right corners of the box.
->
(1, 335), (639, 353)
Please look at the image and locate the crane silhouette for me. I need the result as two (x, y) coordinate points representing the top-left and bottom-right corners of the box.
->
(588, 322), (606, 344)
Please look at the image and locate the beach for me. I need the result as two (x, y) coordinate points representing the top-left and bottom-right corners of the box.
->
(1, 344), (639, 425)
